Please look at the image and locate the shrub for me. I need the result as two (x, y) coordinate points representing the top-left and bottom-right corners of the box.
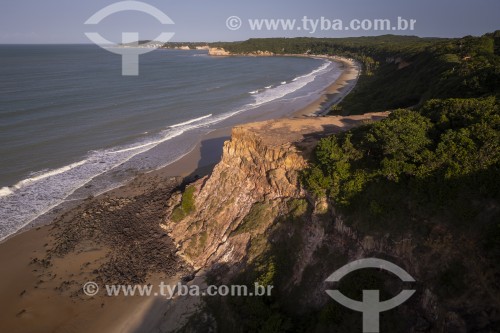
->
(303, 97), (499, 233)
(171, 185), (196, 222)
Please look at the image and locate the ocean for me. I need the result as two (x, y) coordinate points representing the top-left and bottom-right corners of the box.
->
(0, 44), (341, 241)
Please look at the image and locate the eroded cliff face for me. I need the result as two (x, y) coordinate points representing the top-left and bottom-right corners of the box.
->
(162, 113), (499, 332)
(208, 47), (232, 56)
(208, 47), (275, 57)
(162, 114), (388, 269)
(162, 124), (307, 269)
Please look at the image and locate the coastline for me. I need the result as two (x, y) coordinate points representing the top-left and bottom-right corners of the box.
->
(1, 53), (358, 244)
(0, 55), (359, 333)
(292, 56), (360, 117)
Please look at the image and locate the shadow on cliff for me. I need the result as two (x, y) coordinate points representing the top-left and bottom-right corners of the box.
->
(183, 135), (230, 184)
(186, 199), (419, 332)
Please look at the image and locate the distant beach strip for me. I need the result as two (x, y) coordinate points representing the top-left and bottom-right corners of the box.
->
(0, 46), (347, 241)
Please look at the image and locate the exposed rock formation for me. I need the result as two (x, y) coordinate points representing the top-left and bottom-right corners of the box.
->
(163, 112), (499, 332)
(162, 113), (389, 269)
(208, 47), (275, 57)
(208, 47), (232, 56)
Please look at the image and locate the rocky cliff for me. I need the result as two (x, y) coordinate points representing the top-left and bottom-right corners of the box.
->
(208, 47), (274, 57)
(208, 47), (232, 56)
(162, 114), (388, 269)
(162, 113), (499, 332)
(163, 126), (305, 268)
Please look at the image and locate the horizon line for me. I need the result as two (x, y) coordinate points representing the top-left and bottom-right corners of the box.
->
(0, 31), (495, 45)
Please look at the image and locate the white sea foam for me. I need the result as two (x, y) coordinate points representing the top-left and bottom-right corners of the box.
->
(0, 114), (224, 241)
(0, 187), (13, 197)
(281, 81), (286, 85)
(0, 59), (336, 241)
(107, 141), (158, 154)
(251, 60), (332, 106)
(265, 85), (272, 89)
(169, 114), (212, 128)
(12, 160), (88, 189)
(249, 90), (259, 94)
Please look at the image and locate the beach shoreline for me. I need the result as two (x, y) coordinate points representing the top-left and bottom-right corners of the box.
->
(0, 55), (359, 333)
(292, 56), (360, 117)
(1, 54), (359, 244)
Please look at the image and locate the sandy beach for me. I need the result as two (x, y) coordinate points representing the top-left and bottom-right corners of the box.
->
(292, 56), (360, 117)
(0, 55), (359, 333)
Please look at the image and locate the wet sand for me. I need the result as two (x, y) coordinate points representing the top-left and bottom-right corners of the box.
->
(292, 56), (360, 117)
(0, 127), (234, 333)
(0, 56), (359, 333)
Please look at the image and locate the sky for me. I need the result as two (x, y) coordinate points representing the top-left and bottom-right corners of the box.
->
(0, 0), (499, 44)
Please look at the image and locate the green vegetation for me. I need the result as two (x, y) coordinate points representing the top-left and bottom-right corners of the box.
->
(162, 42), (208, 49)
(304, 97), (500, 233)
(339, 33), (500, 114)
(212, 35), (440, 68)
(212, 32), (500, 114)
(203, 198), (310, 332)
(184, 32), (500, 332)
(286, 198), (308, 219)
(186, 230), (208, 258)
(170, 185), (196, 222)
(233, 201), (277, 235)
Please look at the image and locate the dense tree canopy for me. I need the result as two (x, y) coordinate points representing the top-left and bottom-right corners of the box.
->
(305, 97), (500, 233)
(210, 33), (500, 114)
